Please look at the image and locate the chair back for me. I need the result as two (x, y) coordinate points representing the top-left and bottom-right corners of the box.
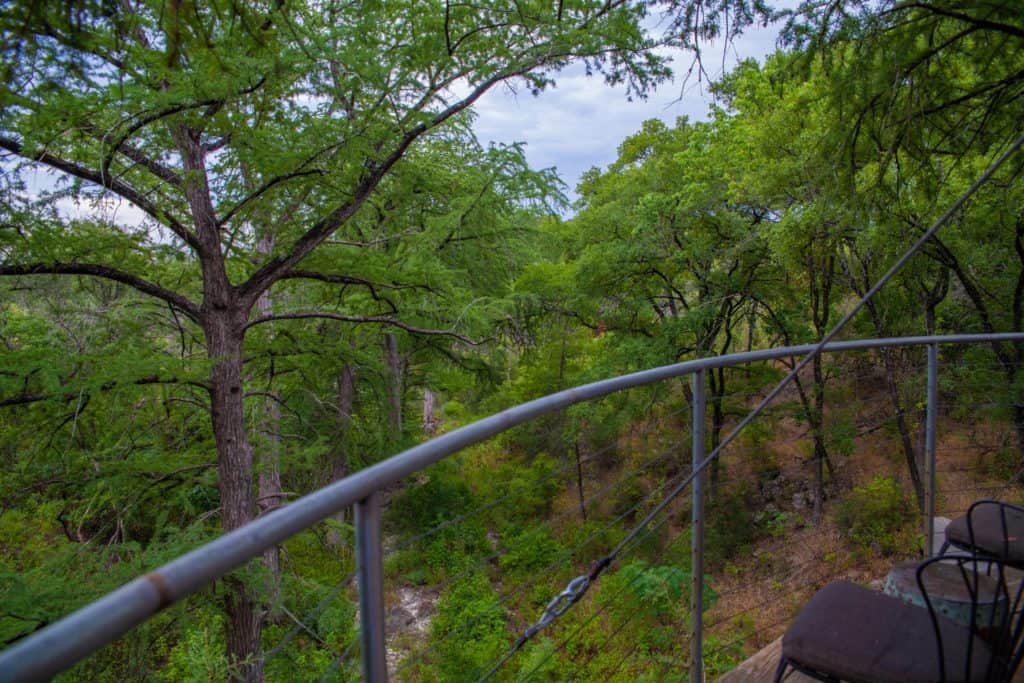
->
(966, 499), (1024, 566)
(916, 554), (1024, 682)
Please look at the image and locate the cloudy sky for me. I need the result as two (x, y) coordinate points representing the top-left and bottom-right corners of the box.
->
(470, 16), (788, 206)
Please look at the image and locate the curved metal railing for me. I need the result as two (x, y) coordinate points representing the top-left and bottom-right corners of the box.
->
(2, 332), (1024, 681)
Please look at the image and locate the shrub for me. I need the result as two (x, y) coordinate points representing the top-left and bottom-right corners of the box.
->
(489, 454), (562, 526)
(705, 482), (760, 567)
(390, 460), (476, 533)
(499, 528), (564, 582)
(836, 475), (913, 556)
(430, 572), (507, 679)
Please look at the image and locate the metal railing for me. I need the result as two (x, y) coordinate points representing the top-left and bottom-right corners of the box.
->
(2, 332), (1023, 682)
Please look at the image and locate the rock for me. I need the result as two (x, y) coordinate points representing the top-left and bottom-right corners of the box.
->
(387, 586), (434, 636)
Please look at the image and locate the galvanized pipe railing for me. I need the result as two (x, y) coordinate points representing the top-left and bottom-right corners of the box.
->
(2, 333), (1023, 682)
(356, 492), (388, 681)
(690, 369), (707, 683)
(925, 343), (939, 556)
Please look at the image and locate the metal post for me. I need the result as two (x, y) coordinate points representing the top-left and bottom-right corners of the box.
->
(356, 492), (388, 682)
(925, 343), (938, 556)
(691, 370), (706, 683)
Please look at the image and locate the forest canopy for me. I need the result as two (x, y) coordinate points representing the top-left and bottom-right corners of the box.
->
(1, 0), (1022, 680)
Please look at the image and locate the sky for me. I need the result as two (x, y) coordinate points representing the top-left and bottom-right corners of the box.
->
(470, 16), (789, 205)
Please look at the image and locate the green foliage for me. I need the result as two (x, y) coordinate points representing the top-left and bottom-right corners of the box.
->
(391, 460), (477, 533)
(498, 529), (564, 583)
(515, 637), (562, 681)
(705, 482), (762, 568)
(487, 454), (563, 528)
(430, 572), (508, 680)
(607, 561), (689, 620)
(158, 611), (230, 682)
(836, 476), (913, 556)
(2, 0), (1024, 677)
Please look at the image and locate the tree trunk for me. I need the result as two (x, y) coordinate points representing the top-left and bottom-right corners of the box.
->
(327, 359), (356, 549)
(709, 367), (725, 493)
(253, 235), (283, 616)
(574, 441), (587, 520)
(422, 388), (438, 435)
(811, 354), (828, 523)
(332, 360), (356, 483)
(861, 292), (924, 509)
(880, 346), (925, 509)
(175, 119), (263, 681)
(206, 310), (263, 682)
(807, 250), (834, 525)
(383, 333), (403, 443)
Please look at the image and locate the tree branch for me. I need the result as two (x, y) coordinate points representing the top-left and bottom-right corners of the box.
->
(238, 63), (539, 308)
(895, 2), (1024, 41)
(1, 374), (209, 409)
(0, 262), (201, 320)
(100, 76), (267, 183)
(244, 311), (485, 344)
(0, 136), (201, 252)
(77, 121), (183, 187)
(217, 168), (327, 227)
(280, 269), (440, 294)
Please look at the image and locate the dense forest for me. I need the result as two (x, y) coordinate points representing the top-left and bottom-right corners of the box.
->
(1, 0), (1023, 680)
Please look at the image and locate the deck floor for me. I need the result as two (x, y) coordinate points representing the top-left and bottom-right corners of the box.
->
(716, 637), (815, 683)
(717, 635), (1024, 682)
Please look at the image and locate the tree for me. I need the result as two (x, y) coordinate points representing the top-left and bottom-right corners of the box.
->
(785, 0), (1024, 166)
(0, 1), (687, 675)
(568, 116), (771, 489)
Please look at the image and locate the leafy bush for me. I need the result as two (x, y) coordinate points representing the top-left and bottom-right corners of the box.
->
(516, 637), (562, 681)
(390, 460), (476, 533)
(836, 475), (913, 556)
(610, 561), (688, 621)
(430, 572), (507, 680)
(489, 454), (563, 527)
(499, 528), (564, 582)
(705, 482), (760, 567)
(158, 611), (229, 682)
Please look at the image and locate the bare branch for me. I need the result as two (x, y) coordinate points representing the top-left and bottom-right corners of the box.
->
(280, 269), (440, 294)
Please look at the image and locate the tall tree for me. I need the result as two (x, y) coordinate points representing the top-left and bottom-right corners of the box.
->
(0, 1), (706, 674)
(569, 116), (770, 488)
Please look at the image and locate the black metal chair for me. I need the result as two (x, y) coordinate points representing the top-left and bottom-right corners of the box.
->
(773, 554), (1024, 682)
(942, 500), (1024, 569)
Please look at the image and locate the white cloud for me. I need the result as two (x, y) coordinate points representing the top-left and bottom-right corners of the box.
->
(471, 17), (787, 204)
(54, 194), (151, 229)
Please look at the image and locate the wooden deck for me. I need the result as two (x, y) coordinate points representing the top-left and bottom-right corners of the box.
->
(716, 635), (1024, 683)
(716, 637), (815, 682)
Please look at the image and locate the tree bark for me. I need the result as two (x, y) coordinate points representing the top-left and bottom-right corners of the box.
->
(175, 120), (263, 680)
(332, 360), (357, 483)
(383, 333), (403, 442)
(574, 441), (588, 521)
(253, 235), (283, 616)
(864, 298), (925, 511)
(808, 250), (834, 524)
(327, 358), (356, 549)
(811, 354), (830, 523)
(205, 309), (262, 682)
